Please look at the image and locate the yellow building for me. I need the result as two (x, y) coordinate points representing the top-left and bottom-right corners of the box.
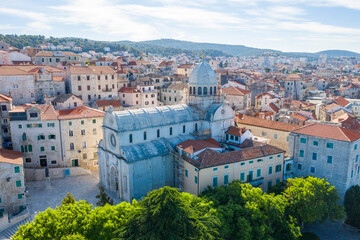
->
(175, 138), (285, 196)
(235, 114), (300, 153)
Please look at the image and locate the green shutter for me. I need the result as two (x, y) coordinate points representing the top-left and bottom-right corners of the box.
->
(14, 166), (20, 173)
(28, 145), (32, 152)
(16, 180), (21, 187)
(18, 194), (23, 199)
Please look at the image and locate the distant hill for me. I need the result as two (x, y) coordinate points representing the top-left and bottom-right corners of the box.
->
(1, 35), (359, 58)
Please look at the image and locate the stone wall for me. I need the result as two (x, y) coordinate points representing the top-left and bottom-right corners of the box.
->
(24, 167), (91, 181)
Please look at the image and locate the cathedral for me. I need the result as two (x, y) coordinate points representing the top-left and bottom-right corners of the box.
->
(98, 61), (235, 201)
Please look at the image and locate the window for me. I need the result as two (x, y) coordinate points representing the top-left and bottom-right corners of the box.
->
(312, 152), (317, 160)
(51, 160), (57, 164)
(249, 160), (253, 164)
(256, 168), (261, 177)
(28, 145), (32, 152)
(240, 162), (245, 166)
(18, 194), (23, 199)
(51, 146), (55, 151)
(83, 153), (87, 159)
(299, 150), (304, 157)
(18, 124), (22, 129)
(93, 128), (97, 135)
(40, 146), (45, 152)
(262, 131), (266, 136)
(14, 166), (20, 173)
(38, 135), (45, 140)
(248, 170), (253, 181)
(30, 112), (38, 118)
(185, 170), (188, 178)
(298, 163), (302, 170)
(47, 123), (55, 127)
(195, 168), (198, 172)
(144, 131), (147, 140)
(327, 155), (333, 164)
(269, 156), (273, 160)
(183, 125), (186, 133)
(22, 133), (27, 141)
(195, 123), (198, 131)
(300, 137), (306, 144)
(268, 166), (273, 175)
(70, 143), (74, 150)
(212, 177), (218, 187)
(81, 130), (86, 136)
(16, 180), (21, 187)
(268, 181), (272, 189)
(92, 119), (96, 124)
(195, 176), (198, 184)
(81, 120), (84, 125)
(224, 174), (229, 185)
(351, 170), (354, 178)
(357, 155), (359, 163)
(69, 130), (73, 136)
(274, 134), (278, 139)
(198, 87), (202, 95)
(313, 141), (318, 146)
(78, 86), (82, 91)
(240, 172), (245, 181)
(87, 85), (90, 90)
(129, 134), (133, 143)
(48, 134), (56, 139)
(326, 142), (333, 149)
(310, 166), (315, 173)
(275, 164), (282, 173)
(170, 127), (173, 136)
(355, 144), (358, 150)
(82, 141), (87, 148)
(224, 165), (229, 169)
(26, 124), (32, 128)
(25, 158), (31, 163)
(213, 167), (218, 171)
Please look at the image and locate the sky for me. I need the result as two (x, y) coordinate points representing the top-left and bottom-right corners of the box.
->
(1, 0), (360, 53)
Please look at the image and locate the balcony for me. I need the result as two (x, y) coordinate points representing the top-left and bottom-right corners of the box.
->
(102, 88), (112, 92)
(247, 177), (264, 187)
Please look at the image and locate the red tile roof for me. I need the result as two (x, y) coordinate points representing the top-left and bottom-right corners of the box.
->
(95, 99), (122, 107)
(334, 96), (350, 107)
(292, 123), (360, 142)
(236, 114), (300, 132)
(223, 86), (251, 96)
(57, 106), (104, 120)
(176, 138), (221, 154)
(183, 145), (284, 169)
(118, 87), (139, 93)
(225, 126), (248, 137)
(10, 104), (58, 120)
(269, 102), (280, 113)
(0, 93), (12, 103)
(0, 149), (23, 165)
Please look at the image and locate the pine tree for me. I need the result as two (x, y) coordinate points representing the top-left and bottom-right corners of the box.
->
(96, 186), (114, 206)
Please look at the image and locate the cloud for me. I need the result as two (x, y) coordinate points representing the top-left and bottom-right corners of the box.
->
(0, 7), (52, 30)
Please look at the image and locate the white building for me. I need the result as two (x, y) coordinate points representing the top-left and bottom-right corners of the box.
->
(98, 61), (235, 202)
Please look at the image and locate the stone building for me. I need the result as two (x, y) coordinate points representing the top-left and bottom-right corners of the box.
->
(0, 149), (27, 216)
(289, 123), (360, 198)
(223, 86), (251, 111)
(160, 82), (187, 105)
(53, 94), (84, 110)
(98, 61), (235, 202)
(34, 51), (81, 67)
(67, 66), (118, 105)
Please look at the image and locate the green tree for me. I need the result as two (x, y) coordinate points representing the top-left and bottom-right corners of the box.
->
(96, 186), (114, 206)
(268, 181), (286, 195)
(201, 181), (301, 240)
(118, 186), (220, 240)
(284, 177), (345, 226)
(344, 185), (360, 228)
(61, 192), (76, 206)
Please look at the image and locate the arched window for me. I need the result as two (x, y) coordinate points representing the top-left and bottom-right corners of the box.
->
(170, 127), (173, 136)
(157, 129), (160, 138)
(213, 87), (217, 95)
(129, 134), (133, 143)
(198, 87), (202, 95)
(183, 125), (186, 133)
(144, 131), (147, 140)
(189, 87), (192, 95)
(210, 87), (213, 95)
(193, 87), (195, 95)
(203, 87), (208, 95)
(22, 133), (27, 141)
(195, 123), (198, 131)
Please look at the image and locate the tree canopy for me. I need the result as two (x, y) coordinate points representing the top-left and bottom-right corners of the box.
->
(344, 185), (360, 228)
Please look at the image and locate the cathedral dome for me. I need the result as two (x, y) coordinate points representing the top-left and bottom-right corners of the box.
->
(189, 61), (217, 86)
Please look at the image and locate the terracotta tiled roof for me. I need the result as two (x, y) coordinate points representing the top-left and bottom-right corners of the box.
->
(183, 145), (284, 169)
(334, 96), (350, 107)
(118, 87), (139, 93)
(69, 66), (116, 74)
(332, 113), (360, 132)
(292, 123), (360, 142)
(290, 113), (308, 121)
(269, 102), (280, 113)
(223, 86), (251, 96)
(225, 126), (248, 137)
(10, 104), (58, 120)
(95, 99), (122, 107)
(0, 66), (31, 76)
(57, 106), (104, 119)
(35, 51), (53, 57)
(176, 138), (221, 155)
(178, 64), (194, 68)
(0, 93), (12, 103)
(53, 76), (64, 82)
(0, 149), (23, 165)
(236, 114), (300, 132)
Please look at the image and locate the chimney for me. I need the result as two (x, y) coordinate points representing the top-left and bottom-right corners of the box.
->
(178, 146), (183, 157)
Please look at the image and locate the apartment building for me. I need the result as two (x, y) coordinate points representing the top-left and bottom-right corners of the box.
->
(34, 51), (81, 67)
(176, 139), (285, 196)
(177, 64), (194, 77)
(0, 94), (13, 149)
(289, 123), (360, 198)
(223, 86), (251, 111)
(0, 149), (26, 216)
(118, 86), (158, 108)
(160, 83), (187, 105)
(68, 66), (118, 105)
